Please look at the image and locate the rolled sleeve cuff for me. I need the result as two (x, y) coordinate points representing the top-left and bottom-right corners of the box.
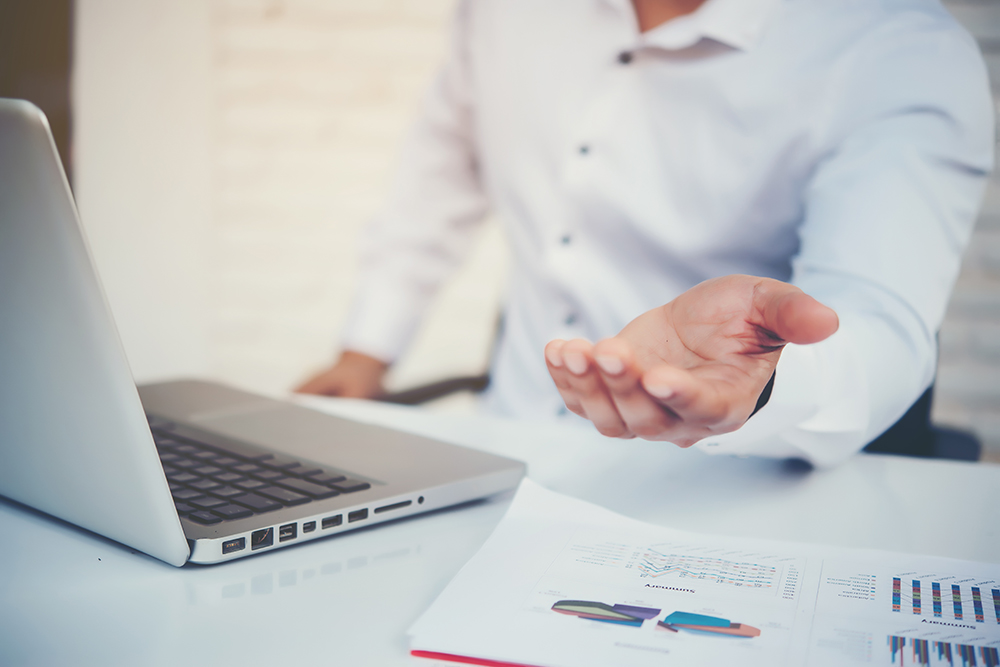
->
(694, 327), (870, 468)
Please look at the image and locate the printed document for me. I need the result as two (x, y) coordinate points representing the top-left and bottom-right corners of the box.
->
(409, 480), (1000, 667)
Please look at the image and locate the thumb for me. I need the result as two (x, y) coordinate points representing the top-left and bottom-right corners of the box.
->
(756, 281), (839, 345)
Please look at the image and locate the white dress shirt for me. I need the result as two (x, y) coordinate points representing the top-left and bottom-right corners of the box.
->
(340, 0), (994, 466)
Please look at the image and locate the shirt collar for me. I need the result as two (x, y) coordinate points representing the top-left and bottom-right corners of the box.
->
(605, 0), (782, 53)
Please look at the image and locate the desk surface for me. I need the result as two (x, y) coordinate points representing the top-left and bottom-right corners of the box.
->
(2, 397), (998, 666)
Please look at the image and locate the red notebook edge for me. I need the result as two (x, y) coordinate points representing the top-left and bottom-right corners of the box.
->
(410, 649), (543, 667)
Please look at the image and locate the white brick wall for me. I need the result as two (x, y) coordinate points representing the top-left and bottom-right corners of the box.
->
(178, 0), (1000, 454)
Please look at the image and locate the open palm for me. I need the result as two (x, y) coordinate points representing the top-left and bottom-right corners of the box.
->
(544, 275), (839, 446)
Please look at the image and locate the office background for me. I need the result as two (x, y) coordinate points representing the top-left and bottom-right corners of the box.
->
(3, 0), (999, 458)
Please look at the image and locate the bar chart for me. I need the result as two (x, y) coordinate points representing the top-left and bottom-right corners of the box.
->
(891, 578), (1000, 624)
(887, 635), (1000, 667)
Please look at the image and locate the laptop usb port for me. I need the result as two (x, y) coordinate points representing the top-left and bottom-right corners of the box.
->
(251, 527), (273, 550)
(222, 537), (246, 554)
(322, 515), (342, 529)
(348, 508), (368, 523)
(279, 523), (297, 542)
(302, 521), (316, 533)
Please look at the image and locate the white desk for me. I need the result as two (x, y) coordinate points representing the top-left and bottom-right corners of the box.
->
(2, 397), (998, 666)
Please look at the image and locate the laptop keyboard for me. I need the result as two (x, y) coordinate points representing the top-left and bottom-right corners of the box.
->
(150, 426), (371, 526)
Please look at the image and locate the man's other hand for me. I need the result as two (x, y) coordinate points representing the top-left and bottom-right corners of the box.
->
(294, 350), (389, 399)
(544, 275), (839, 447)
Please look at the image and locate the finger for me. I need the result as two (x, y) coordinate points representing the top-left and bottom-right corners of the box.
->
(755, 281), (839, 345)
(640, 363), (748, 432)
(545, 339), (586, 416)
(593, 338), (679, 440)
(561, 339), (630, 438)
(544, 339), (566, 369)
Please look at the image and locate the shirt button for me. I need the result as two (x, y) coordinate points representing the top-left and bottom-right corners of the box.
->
(579, 145), (590, 155)
(618, 51), (633, 65)
(561, 235), (572, 245)
(565, 313), (577, 326)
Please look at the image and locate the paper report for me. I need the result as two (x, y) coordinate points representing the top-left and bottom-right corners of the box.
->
(409, 480), (1000, 667)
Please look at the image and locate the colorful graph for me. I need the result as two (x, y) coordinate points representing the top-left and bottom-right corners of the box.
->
(552, 600), (760, 637)
(891, 578), (999, 623)
(551, 600), (659, 627)
(636, 549), (779, 589)
(551, 601), (761, 638)
(656, 611), (761, 638)
(888, 635), (1000, 667)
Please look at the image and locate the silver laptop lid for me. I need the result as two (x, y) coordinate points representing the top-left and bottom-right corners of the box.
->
(0, 99), (190, 566)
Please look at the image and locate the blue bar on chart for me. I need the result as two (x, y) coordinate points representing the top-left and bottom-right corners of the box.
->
(893, 578), (902, 612)
(972, 587), (984, 623)
(937, 641), (952, 666)
(889, 635), (907, 663)
(913, 580), (922, 615)
(953, 585), (963, 620)
(993, 589), (1000, 625)
(933, 582), (942, 617)
(914, 639), (930, 665)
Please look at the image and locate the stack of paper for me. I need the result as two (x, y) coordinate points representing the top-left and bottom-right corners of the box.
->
(409, 480), (1000, 667)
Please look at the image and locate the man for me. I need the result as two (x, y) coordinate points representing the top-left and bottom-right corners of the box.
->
(298, 0), (993, 467)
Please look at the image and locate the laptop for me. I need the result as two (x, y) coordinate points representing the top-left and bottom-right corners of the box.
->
(0, 98), (525, 566)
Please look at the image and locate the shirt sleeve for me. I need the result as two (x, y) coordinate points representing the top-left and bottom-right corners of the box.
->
(339, 0), (490, 363)
(696, 14), (995, 467)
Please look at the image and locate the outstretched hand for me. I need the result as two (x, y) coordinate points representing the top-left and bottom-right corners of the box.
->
(544, 275), (839, 447)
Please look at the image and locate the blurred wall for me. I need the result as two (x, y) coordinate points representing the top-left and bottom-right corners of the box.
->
(0, 0), (73, 180)
(935, 0), (1000, 457)
(74, 0), (214, 383)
